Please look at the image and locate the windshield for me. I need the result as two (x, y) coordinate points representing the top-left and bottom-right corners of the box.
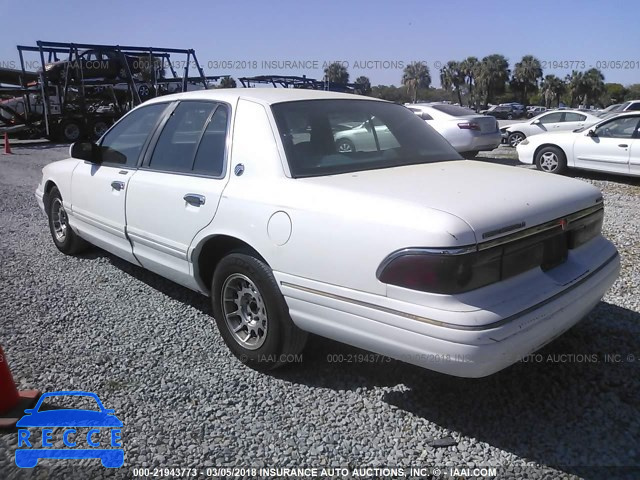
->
(271, 99), (461, 178)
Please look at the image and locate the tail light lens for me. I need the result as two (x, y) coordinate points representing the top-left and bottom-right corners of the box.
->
(377, 208), (604, 295)
(457, 122), (481, 130)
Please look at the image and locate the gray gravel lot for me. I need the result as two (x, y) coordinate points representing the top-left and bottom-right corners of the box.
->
(0, 143), (639, 479)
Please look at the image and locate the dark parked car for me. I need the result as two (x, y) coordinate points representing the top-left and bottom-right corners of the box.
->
(43, 49), (149, 82)
(482, 105), (526, 120)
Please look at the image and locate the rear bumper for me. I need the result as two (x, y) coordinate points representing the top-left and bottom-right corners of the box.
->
(278, 245), (619, 378)
(454, 131), (502, 153)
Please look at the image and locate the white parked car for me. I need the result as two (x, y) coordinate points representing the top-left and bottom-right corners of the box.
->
(35, 89), (619, 378)
(517, 112), (640, 176)
(406, 103), (501, 158)
(502, 110), (601, 147)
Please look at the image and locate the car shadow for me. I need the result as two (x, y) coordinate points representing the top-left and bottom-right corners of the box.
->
(77, 249), (211, 316)
(275, 302), (640, 479)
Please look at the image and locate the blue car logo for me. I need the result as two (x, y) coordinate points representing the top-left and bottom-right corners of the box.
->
(15, 391), (123, 468)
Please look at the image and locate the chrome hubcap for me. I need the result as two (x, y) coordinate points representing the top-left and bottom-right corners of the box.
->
(540, 152), (559, 172)
(509, 134), (524, 147)
(222, 274), (268, 350)
(51, 198), (68, 242)
(337, 141), (354, 153)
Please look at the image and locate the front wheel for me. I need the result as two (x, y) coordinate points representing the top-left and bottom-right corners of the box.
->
(211, 253), (307, 370)
(535, 146), (567, 174)
(508, 132), (526, 147)
(47, 186), (89, 254)
(335, 138), (355, 153)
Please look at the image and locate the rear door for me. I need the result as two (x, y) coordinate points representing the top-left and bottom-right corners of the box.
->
(70, 103), (169, 263)
(559, 112), (587, 132)
(125, 100), (231, 289)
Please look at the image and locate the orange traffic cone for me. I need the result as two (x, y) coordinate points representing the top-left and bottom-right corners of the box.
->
(2, 132), (12, 155)
(0, 345), (40, 429)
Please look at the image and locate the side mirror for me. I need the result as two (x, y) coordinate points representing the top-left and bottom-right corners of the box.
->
(587, 129), (597, 137)
(70, 141), (101, 163)
(23, 409), (35, 415)
(531, 119), (540, 125)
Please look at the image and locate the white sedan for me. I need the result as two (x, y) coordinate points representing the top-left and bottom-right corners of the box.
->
(517, 112), (640, 176)
(36, 89), (619, 378)
(502, 109), (601, 147)
(406, 103), (501, 158)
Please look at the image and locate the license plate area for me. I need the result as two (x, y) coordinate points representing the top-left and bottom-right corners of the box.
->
(541, 232), (569, 271)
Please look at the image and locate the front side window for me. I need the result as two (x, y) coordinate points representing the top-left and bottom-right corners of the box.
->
(272, 100), (461, 178)
(626, 102), (640, 111)
(100, 103), (168, 166)
(149, 101), (228, 176)
(594, 116), (640, 138)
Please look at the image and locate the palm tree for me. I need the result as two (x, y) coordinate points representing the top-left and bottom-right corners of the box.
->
(566, 71), (584, 107)
(440, 61), (464, 105)
(460, 57), (480, 108)
(580, 68), (605, 106)
(541, 75), (566, 108)
(219, 76), (237, 88)
(512, 55), (543, 104)
(355, 75), (371, 95)
(402, 61), (431, 103)
(476, 54), (510, 106)
(324, 62), (349, 84)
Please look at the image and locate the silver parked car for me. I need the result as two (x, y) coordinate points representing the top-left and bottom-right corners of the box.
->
(406, 103), (501, 158)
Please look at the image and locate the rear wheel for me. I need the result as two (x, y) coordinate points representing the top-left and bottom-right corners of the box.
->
(61, 121), (83, 143)
(461, 150), (478, 159)
(535, 146), (567, 174)
(46, 187), (89, 254)
(508, 132), (526, 147)
(335, 138), (355, 153)
(91, 120), (110, 140)
(211, 253), (307, 370)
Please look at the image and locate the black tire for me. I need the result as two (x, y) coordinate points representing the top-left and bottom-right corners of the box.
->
(508, 131), (526, 147)
(61, 121), (83, 143)
(211, 253), (307, 370)
(535, 146), (567, 174)
(46, 187), (90, 254)
(335, 138), (355, 153)
(91, 120), (110, 140)
(461, 150), (478, 159)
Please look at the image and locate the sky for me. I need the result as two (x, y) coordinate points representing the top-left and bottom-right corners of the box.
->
(1, 0), (639, 88)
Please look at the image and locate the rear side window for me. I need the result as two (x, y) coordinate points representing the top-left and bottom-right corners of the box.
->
(563, 113), (586, 122)
(272, 99), (461, 178)
(100, 103), (168, 166)
(148, 101), (229, 176)
(627, 103), (640, 111)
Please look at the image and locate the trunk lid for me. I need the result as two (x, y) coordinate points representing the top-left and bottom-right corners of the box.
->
(299, 161), (603, 244)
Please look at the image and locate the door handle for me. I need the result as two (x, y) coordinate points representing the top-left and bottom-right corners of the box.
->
(183, 194), (206, 206)
(618, 144), (629, 148)
(111, 181), (125, 191)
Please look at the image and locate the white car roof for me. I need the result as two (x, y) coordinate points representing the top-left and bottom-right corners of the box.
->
(144, 88), (383, 107)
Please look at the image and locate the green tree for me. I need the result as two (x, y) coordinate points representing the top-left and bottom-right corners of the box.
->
(324, 62), (349, 84)
(218, 76), (237, 88)
(370, 84), (411, 103)
(439, 61), (465, 105)
(511, 55), (543, 104)
(602, 83), (627, 105)
(624, 84), (640, 100)
(476, 54), (510, 106)
(566, 71), (584, 107)
(355, 75), (371, 95)
(401, 61), (431, 103)
(580, 68), (605, 106)
(460, 56), (480, 108)
(541, 74), (566, 108)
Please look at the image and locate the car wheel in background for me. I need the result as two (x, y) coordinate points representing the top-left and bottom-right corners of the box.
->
(46, 186), (90, 254)
(461, 151), (478, 159)
(61, 121), (83, 143)
(535, 146), (567, 174)
(507, 113), (513, 120)
(508, 132), (526, 147)
(211, 253), (307, 370)
(91, 120), (110, 140)
(335, 138), (355, 153)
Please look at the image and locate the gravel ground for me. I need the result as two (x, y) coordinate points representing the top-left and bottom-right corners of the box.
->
(0, 143), (638, 479)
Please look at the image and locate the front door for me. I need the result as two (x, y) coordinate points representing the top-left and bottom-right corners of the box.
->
(573, 115), (640, 174)
(70, 102), (169, 263)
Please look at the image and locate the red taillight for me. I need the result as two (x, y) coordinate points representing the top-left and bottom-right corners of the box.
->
(457, 122), (481, 130)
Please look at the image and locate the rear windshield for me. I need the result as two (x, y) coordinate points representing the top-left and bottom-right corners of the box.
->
(429, 104), (476, 116)
(271, 99), (461, 178)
